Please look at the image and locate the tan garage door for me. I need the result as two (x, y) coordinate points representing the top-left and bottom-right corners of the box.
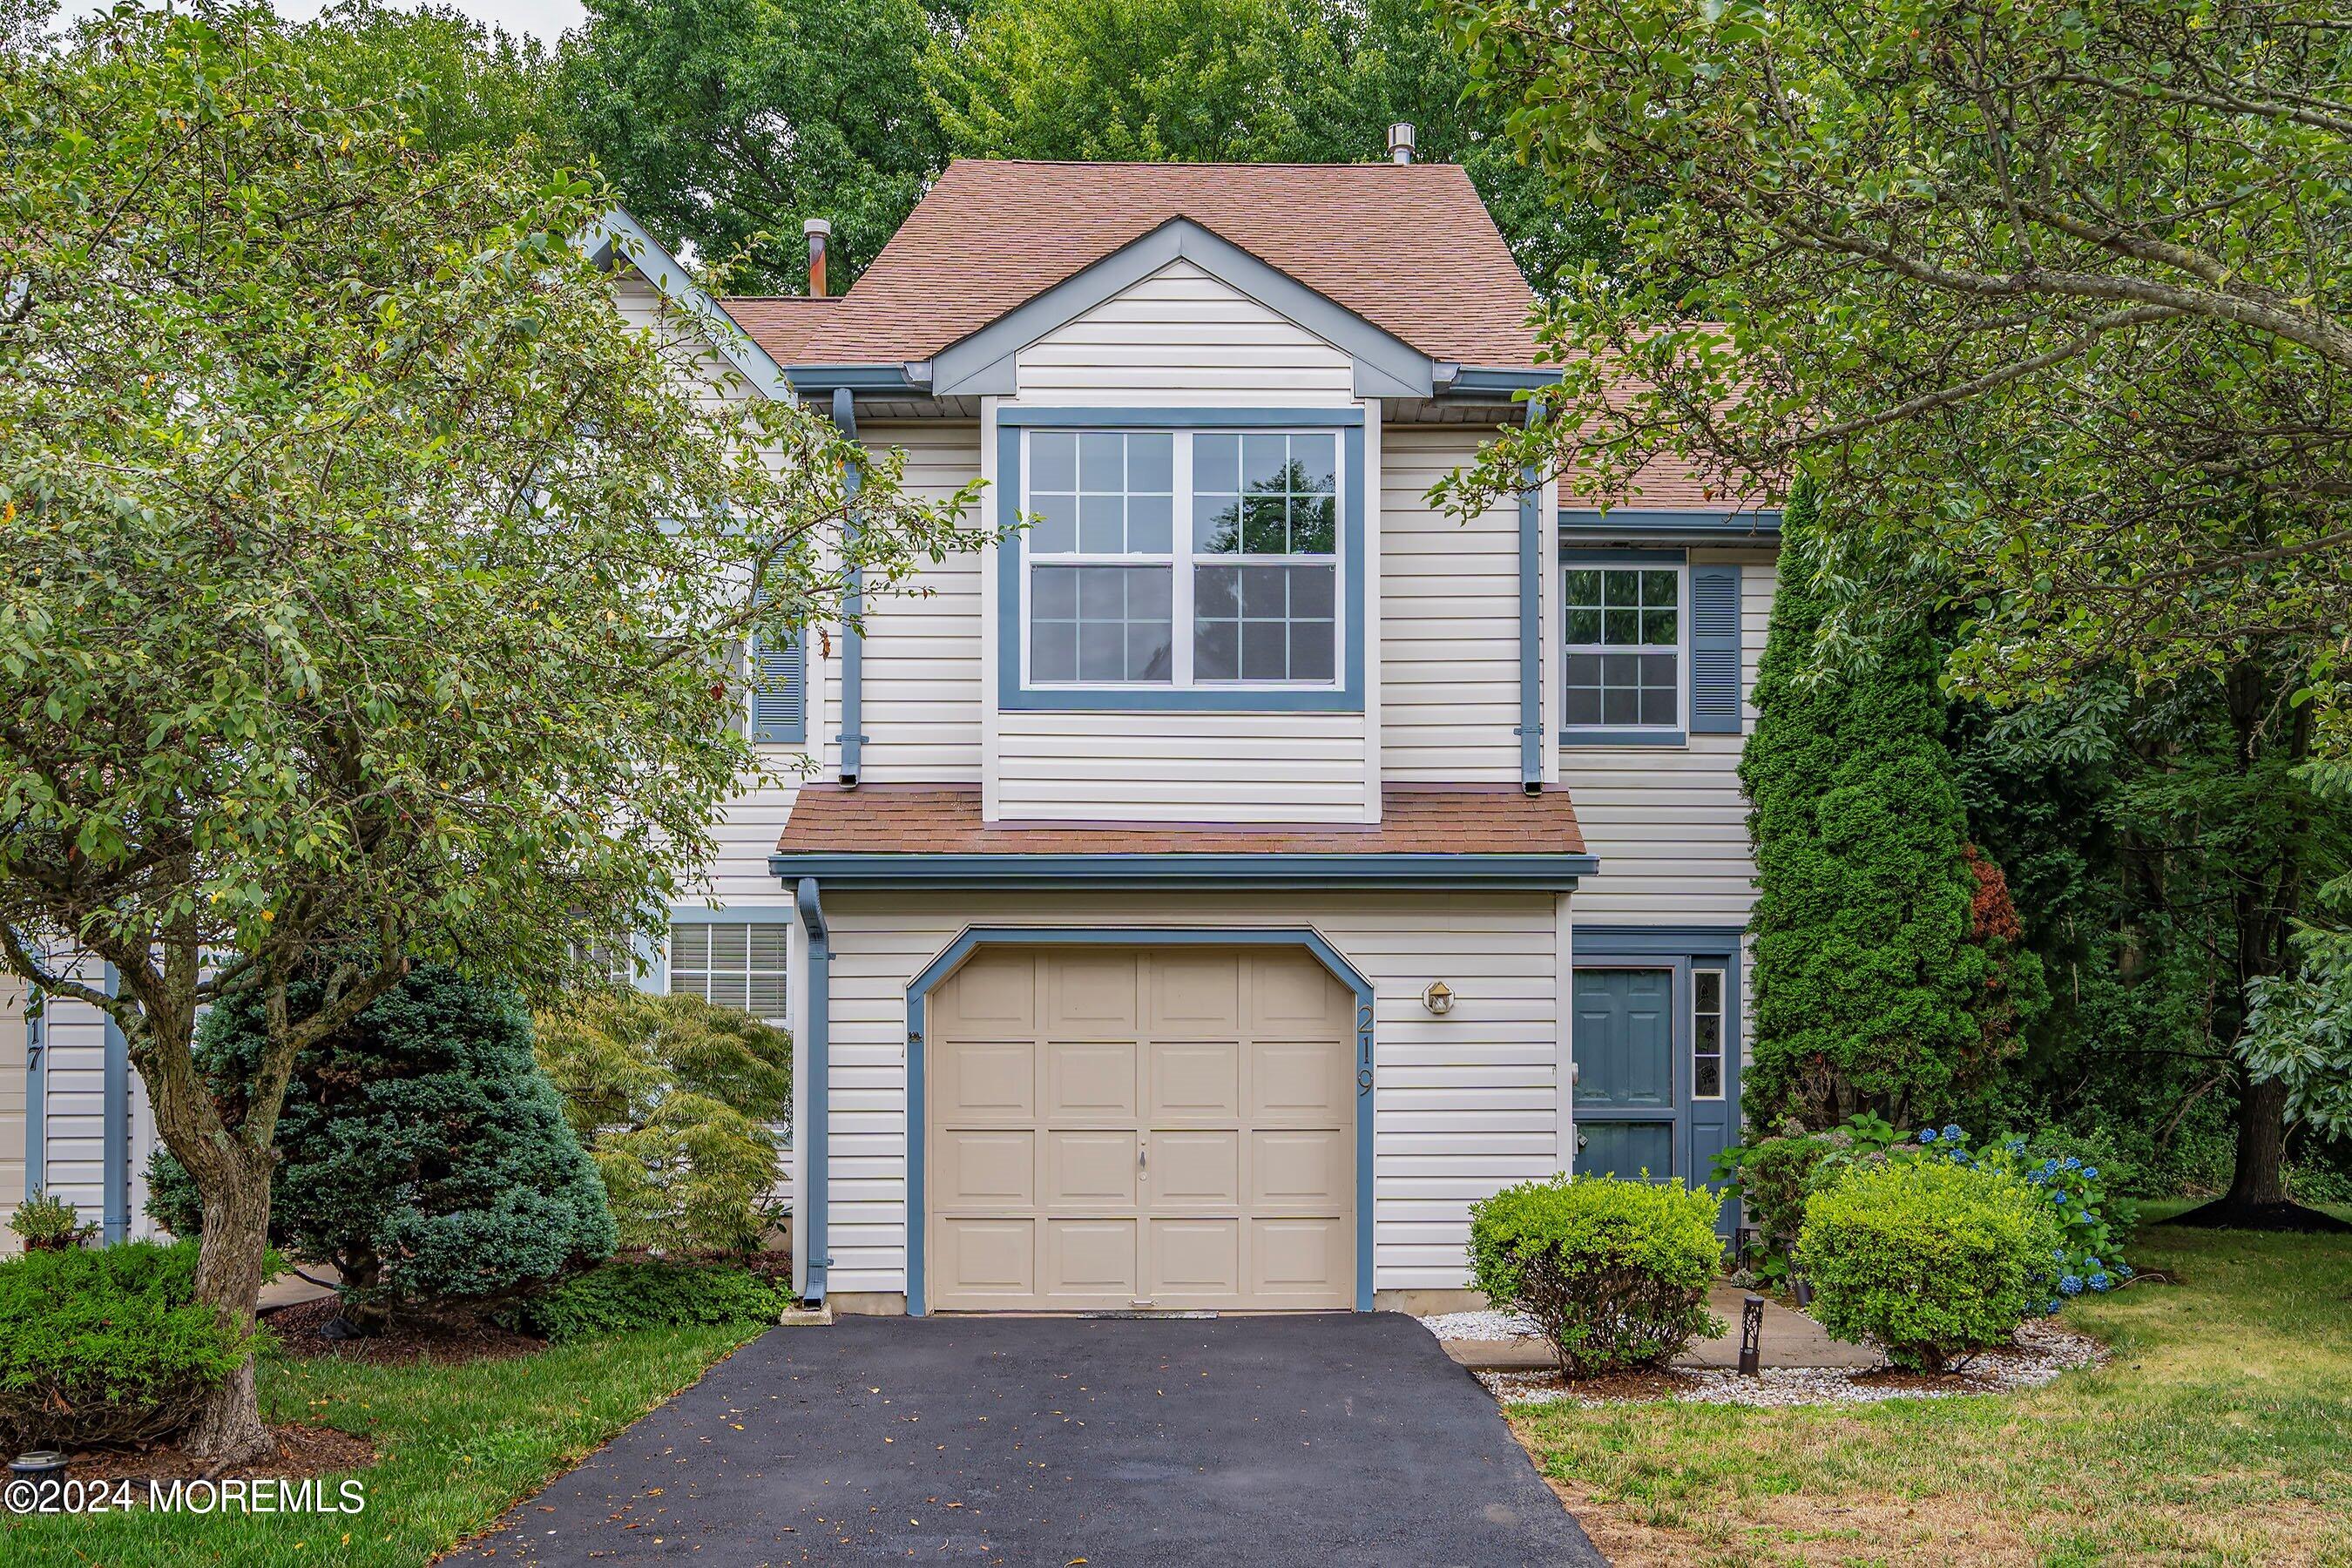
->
(928, 946), (1355, 1312)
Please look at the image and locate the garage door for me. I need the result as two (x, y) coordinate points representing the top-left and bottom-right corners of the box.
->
(927, 946), (1355, 1312)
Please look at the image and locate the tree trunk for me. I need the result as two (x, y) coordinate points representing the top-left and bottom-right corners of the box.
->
(2227, 1077), (2291, 1206)
(182, 1151), (280, 1467)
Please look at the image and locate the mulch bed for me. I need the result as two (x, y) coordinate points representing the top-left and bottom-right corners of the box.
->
(262, 1294), (544, 1366)
(63, 1423), (376, 1487)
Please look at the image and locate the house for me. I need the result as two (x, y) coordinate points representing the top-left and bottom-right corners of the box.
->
(3, 149), (1780, 1308)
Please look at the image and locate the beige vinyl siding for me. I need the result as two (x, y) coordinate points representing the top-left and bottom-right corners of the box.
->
(1013, 260), (1355, 403)
(803, 889), (1566, 1298)
(991, 711), (1369, 822)
(611, 272), (760, 408)
(1382, 426), (1522, 784)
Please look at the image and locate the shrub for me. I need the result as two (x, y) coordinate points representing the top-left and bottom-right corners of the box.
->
(1892, 1125), (2137, 1304)
(1468, 1176), (1726, 1378)
(533, 990), (793, 1254)
(497, 1260), (793, 1343)
(1714, 1112), (1901, 1282)
(7, 1189), (95, 1253)
(0, 1240), (258, 1449)
(149, 962), (614, 1329)
(1797, 1158), (2064, 1370)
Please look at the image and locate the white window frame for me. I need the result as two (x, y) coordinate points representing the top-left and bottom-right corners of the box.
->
(668, 921), (788, 1025)
(1561, 560), (1689, 734)
(1019, 426), (1347, 694)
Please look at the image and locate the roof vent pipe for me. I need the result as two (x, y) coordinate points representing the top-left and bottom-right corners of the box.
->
(1387, 122), (1416, 164)
(804, 217), (832, 298)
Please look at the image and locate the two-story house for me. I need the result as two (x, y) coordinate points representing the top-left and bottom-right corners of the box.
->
(6, 152), (1779, 1317)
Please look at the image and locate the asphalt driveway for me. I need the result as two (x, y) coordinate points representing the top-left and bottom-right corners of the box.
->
(468, 1311), (1604, 1566)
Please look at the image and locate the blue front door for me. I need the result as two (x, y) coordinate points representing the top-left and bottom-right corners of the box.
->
(1572, 956), (1741, 1231)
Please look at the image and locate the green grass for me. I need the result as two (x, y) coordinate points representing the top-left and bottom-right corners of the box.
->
(1513, 1213), (2352, 1566)
(3, 1324), (760, 1567)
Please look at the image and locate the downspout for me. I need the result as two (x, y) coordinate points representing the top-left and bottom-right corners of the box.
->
(794, 877), (831, 1306)
(101, 963), (129, 1243)
(829, 387), (865, 787)
(1517, 400), (1547, 793)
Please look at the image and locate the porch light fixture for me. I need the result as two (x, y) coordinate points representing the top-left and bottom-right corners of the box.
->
(1421, 980), (1455, 1016)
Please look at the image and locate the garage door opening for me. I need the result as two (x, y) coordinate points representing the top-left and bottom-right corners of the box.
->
(924, 945), (1358, 1314)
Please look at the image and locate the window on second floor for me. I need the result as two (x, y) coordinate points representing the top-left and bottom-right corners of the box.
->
(1563, 564), (1684, 732)
(1021, 428), (1342, 693)
(669, 921), (787, 1024)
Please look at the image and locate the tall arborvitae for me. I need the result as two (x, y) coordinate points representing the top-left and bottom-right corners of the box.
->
(1740, 481), (1997, 1127)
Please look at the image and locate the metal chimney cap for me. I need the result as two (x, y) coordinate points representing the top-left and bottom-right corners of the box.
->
(802, 217), (834, 237)
(1387, 122), (1416, 163)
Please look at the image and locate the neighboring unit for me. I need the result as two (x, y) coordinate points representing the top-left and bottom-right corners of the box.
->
(9, 152), (1779, 1314)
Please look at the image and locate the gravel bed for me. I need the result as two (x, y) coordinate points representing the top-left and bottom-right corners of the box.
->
(1416, 1308), (1543, 1341)
(1477, 1319), (2106, 1409)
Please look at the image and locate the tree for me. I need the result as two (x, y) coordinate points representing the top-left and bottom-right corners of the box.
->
(924, 0), (1615, 288)
(287, 0), (578, 162)
(534, 990), (794, 1254)
(0, 8), (972, 1461)
(1436, 0), (2352, 1216)
(1741, 484), (2032, 1125)
(148, 963), (616, 1332)
(559, 0), (952, 292)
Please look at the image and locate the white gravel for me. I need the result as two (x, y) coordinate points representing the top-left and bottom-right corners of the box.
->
(1416, 1308), (1542, 1342)
(1473, 1319), (2107, 1409)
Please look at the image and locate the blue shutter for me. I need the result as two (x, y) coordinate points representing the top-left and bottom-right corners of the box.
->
(1688, 564), (1743, 733)
(749, 631), (806, 744)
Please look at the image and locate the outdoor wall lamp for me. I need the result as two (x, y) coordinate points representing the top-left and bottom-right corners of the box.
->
(1421, 980), (1455, 1016)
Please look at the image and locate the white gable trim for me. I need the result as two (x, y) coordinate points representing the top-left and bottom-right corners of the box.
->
(920, 218), (1436, 401)
(578, 207), (792, 402)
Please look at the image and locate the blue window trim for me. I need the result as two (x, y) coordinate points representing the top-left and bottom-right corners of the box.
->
(1561, 509), (1781, 539)
(1572, 924), (1744, 1221)
(24, 992), (44, 1193)
(767, 851), (1597, 889)
(996, 409), (1367, 713)
(1562, 550), (1691, 748)
(899, 925), (1376, 1315)
(101, 963), (129, 1244)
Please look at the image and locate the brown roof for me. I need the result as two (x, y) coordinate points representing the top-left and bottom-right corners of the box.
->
(720, 297), (838, 365)
(754, 159), (1542, 370)
(775, 784), (1585, 857)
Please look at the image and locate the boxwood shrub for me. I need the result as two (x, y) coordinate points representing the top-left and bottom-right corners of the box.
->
(498, 1260), (793, 1344)
(1467, 1175), (1725, 1378)
(0, 1240), (259, 1450)
(1797, 1158), (2064, 1370)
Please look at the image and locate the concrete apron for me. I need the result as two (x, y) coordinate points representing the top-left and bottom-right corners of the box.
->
(1442, 1281), (1883, 1372)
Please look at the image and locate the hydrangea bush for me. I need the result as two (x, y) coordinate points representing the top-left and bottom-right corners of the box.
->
(1898, 1125), (2136, 1312)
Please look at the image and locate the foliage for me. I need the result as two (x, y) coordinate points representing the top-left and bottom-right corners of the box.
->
(498, 1259), (793, 1343)
(1890, 1125), (2136, 1305)
(288, 0), (577, 161)
(923, 0), (1615, 288)
(0, 5), (970, 1455)
(1437, 0), (2352, 737)
(0, 1240), (259, 1449)
(147, 963), (615, 1323)
(1468, 1176), (1725, 1377)
(1740, 486), (2039, 1125)
(1797, 1159), (2065, 1370)
(561, 0), (951, 293)
(534, 990), (793, 1253)
(1712, 1112), (1900, 1282)
(5, 1187), (91, 1252)
(2246, 923), (2352, 1140)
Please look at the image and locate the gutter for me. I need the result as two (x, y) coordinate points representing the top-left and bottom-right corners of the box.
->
(793, 877), (830, 1307)
(1519, 399), (1547, 793)
(828, 388), (865, 786)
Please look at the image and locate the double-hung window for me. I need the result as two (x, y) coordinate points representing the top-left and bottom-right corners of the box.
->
(1563, 564), (1685, 732)
(1022, 427), (1342, 693)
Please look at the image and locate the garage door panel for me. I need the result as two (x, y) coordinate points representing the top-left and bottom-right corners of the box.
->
(1149, 953), (1242, 1034)
(1045, 1130), (1139, 1206)
(936, 1130), (1036, 1209)
(1149, 1131), (1240, 1208)
(1249, 1218), (1350, 1301)
(935, 1218), (1036, 1301)
(1251, 954), (1348, 1032)
(1045, 1039), (1139, 1122)
(938, 953), (1037, 1035)
(936, 1040), (1036, 1122)
(1147, 1039), (1240, 1123)
(1147, 1219), (1241, 1299)
(1249, 1129), (1348, 1212)
(1046, 951), (1139, 1037)
(1044, 1219), (1137, 1300)
(1251, 1039), (1350, 1124)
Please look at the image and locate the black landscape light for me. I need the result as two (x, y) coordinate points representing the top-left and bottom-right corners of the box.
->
(1739, 1295), (1765, 1377)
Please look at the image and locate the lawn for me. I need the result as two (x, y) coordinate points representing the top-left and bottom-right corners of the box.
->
(1512, 1211), (2352, 1566)
(1, 1323), (763, 1568)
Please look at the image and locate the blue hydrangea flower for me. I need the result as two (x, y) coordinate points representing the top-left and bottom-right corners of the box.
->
(2051, 1189), (2068, 1206)
(2044, 1299), (2064, 1315)
(2089, 1273), (2112, 1292)
(2116, 1263), (2134, 1278)
(1943, 1124), (1966, 1142)
(2086, 1258), (2102, 1273)
(2062, 1156), (2082, 1171)
(2058, 1274), (2085, 1296)
(1919, 1128), (1939, 1144)
(2082, 1166), (2099, 1181)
